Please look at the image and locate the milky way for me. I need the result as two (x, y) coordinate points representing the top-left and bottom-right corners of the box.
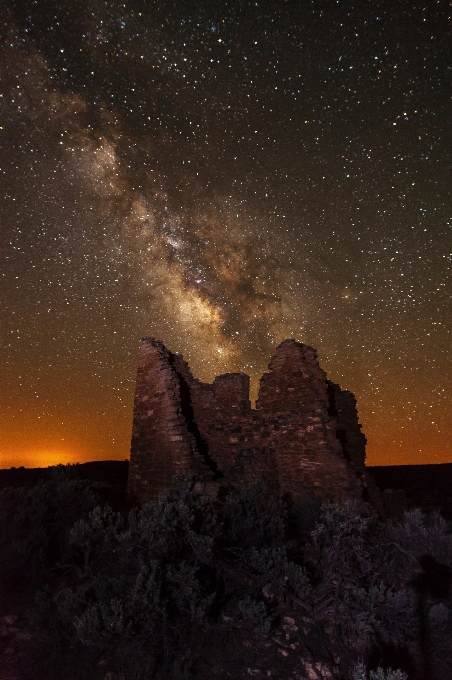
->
(1, 1), (450, 468)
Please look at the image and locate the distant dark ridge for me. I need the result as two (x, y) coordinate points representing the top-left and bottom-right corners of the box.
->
(370, 463), (452, 520)
(0, 460), (128, 485)
(1, 461), (451, 519)
(0, 461), (129, 510)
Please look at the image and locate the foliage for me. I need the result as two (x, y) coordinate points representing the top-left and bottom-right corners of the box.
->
(10, 474), (452, 679)
(297, 503), (416, 675)
(29, 480), (311, 678)
(0, 466), (97, 611)
(381, 510), (452, 678)
(351, 661), (408, 680)
(383, 509), (452, 581)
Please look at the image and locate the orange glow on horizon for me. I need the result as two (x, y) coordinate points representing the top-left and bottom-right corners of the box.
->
(2, 414), (452, 470)
(1, 447), (87, 470)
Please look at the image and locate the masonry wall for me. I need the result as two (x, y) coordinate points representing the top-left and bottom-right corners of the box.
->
(255, 341), (363, 504)
(127, 338), (369, 508)
(128, 339), (197, 503)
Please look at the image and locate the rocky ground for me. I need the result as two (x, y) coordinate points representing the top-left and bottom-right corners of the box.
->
(0, 615), (31, 680)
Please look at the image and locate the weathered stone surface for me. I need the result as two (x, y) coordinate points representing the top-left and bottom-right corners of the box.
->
(127, 338), (375, 509)
(128, 339), (199, 503)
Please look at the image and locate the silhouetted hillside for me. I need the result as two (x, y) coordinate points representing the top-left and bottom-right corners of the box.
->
(2, 460), (452, 519)
(370, 463), (452, 520)
(0, 461), (129, 510)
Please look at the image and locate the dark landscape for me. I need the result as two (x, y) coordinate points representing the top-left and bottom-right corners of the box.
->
(1, 459), (452, 680)
(3, 459), (452, 521)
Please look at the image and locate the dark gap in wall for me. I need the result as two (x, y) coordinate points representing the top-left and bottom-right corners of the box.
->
(335, 428), (352, 463)
(171, 360), (223, 480)
(326, 382), (338, 416)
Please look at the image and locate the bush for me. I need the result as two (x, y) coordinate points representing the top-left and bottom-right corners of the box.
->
(351, 662), (408, 680)
(296, 503), (416, 676)
(30, 479), (311, 678)
(0, 466), (97, 612)
(383, 509), (452, 582)
(23, 477), (452, 679)
(382, 510), (452, 678)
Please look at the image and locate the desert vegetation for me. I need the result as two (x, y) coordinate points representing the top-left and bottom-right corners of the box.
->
(1, 467), (451, 680)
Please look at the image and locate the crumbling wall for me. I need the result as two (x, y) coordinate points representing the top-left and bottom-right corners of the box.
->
(254, 341), (362, 504)
(128, 339), (197, 503)
(127, 337), (370, 508)
(189, 373), (252, 475)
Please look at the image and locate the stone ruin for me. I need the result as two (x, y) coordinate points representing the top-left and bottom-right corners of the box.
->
(127, 337), (383, 512)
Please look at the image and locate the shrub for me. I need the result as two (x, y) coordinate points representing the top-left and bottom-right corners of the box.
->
(351, 662), (408, 680)
(25, 478), (452, 679)
(30, 479), (311, 678)
(299, 503), (416, 674)
(0, 467), (97, 612)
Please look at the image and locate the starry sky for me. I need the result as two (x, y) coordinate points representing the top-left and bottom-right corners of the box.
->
(1, 0), (450, 469)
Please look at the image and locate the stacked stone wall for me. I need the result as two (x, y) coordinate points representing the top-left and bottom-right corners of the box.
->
(252, 340), (362, 504)
(128, 339), (197, 503)
(127, 337), (371, 509)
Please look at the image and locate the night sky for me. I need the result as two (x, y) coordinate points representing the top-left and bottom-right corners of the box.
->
(1, 0), (450, 469)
